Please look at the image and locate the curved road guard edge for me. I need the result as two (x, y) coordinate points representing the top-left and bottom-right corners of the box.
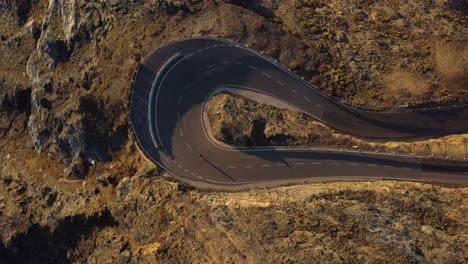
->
(129, 36), (468, 191)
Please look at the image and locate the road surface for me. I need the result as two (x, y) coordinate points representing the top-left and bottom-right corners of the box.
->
(129, 37), (468, 191)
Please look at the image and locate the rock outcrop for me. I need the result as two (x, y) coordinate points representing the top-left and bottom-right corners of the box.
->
(23, 0), (117, 177)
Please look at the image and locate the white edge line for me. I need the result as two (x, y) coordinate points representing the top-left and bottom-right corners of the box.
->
(186, 143), (193, 150)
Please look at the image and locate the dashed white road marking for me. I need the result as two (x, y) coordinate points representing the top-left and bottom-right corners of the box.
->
(228, 166), (237, 169)
(184, 169), (189, 173)
(179, 128), (184, 137)
(315, 104), (330, 112)
(244, 166), (253, 168)
(192, 73), (201, 79)
(204, 47), (210, 50)
(262, 72), (272, 78)
(290, 89), (298, 94)
(304, 97), (311, 102)
(331, 162), (341, 165)
(349, 163), (360, 166)
(177, 164), (183, 168)
(208, 64), (217, 68)
(312, 162), (322, 165)
(197, 49), (203, 53)
(293, 162), (304, 165)
(276, 164), (286, 166)
(368, 164), (378, 167)
(249, 66), (257, 70)
(277, 80), (285, 86)
(233, 61), (242, 65)
(185, 143), (192, 151)
(261, 165), (271, 167)
(178, 96), (182, 104)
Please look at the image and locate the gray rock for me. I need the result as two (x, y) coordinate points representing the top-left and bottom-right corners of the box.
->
(28, 81), (53, 153)
(20, 0), (113, 178)
(56, 118), (87, 165)
(55, 96), (111, 168)
(116, 177), (133, 200)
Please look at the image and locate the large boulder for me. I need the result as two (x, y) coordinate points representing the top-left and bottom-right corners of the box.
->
(55, 113), (111, 166)
(27, 80), (54, 153)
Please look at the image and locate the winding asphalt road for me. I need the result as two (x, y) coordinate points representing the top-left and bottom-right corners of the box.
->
(129, 37), (468, 190)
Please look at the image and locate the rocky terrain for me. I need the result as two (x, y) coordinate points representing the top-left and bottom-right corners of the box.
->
(0, 0), (467, 263)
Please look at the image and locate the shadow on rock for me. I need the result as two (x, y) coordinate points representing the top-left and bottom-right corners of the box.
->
(0, 209), (117, 264)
